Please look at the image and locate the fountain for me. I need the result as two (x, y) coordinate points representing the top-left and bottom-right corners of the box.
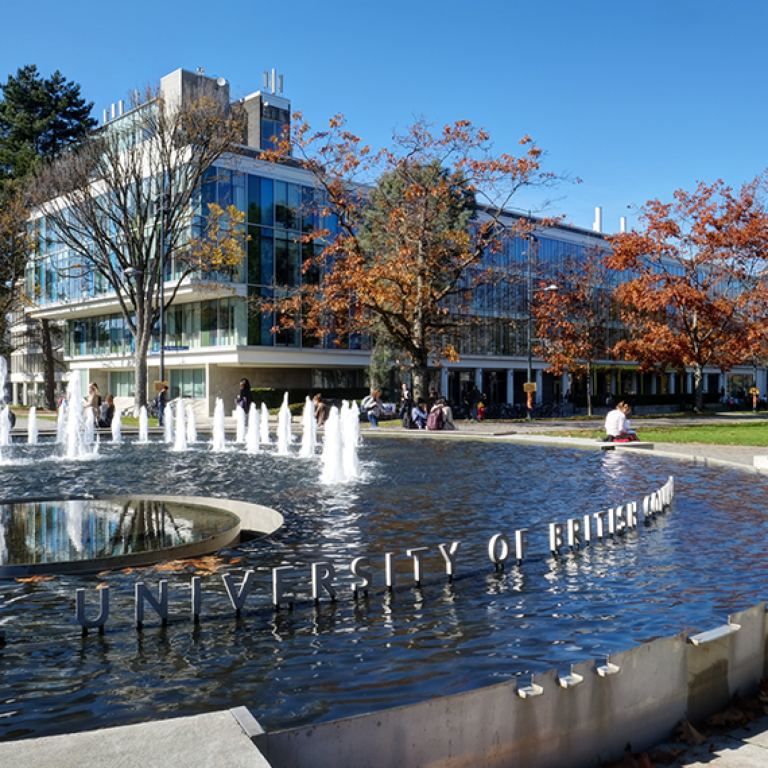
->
(164, 402), (174, 443)
(0, 406), (11, 448)
(299, 396), (317, 458)
(341, 400), (360, 478)
(138, 406), (149, 442)
(235, 405), (246, 443)
(56, 401), (67, 443)
(260, 402), (270, 444)
(0, 427), (740, 747)
(64, 377), (98, 460)
(320, 406), (345, 484)
(186, 402), (197, 443)
(174, 398), (187, 452)
(246, 402), (260, 454)
(276, 393), (292, 455)
(212, 398), (226, 451)
(0, 392), (763, 758)
(111, 408), (122, 443)
(27, 406), (38, 444)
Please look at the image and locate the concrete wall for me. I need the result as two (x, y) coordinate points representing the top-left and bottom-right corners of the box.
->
(255, 604), (768, 768)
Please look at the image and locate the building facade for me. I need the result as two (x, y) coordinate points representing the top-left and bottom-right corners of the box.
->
(13, 68), (765, 414)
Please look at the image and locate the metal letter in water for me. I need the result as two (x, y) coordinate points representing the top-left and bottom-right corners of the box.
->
(488, 533), (511, 565)
(311, 562), (336, 600)
(406, 547), (429, 584)
(135, 581), (168, 625)
(515, 529), (529, 561)
(350, 557), (372, 595)
(438, 542), (460, 576)
(385, 552), (396, 588)
(76, 587), (110, 631)
(549, 522), (564, 554)
(567, 518), (582, 549)
(222, 570), (255, 613)
(191, 576), (202, 619)
(593, 510), (608, 539)
(272, 566), (295, 608)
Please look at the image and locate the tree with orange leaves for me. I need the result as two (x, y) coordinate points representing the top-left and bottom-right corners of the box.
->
(607, 176), (768, 411)
(532, 247), (615, 416)
(262, 116), (560, 399)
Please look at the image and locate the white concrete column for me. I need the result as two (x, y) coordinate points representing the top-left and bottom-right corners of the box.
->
(474, 368), (483, 389)
(440, 368), (448, 398)
(686, 371), (693, 395)
(631, 372), (638, 395)
(507, 369), (515, 405)
(669, 372), (676, 395)
(610, 372), (617, 396)
(535, 369), (543, 404)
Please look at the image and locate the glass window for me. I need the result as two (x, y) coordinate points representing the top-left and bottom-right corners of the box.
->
(274, 181), (288, 229)
(171, 368), (206, 399)
(260, 177), (274, 226)
(109, 370), (135, 397)
(247, 175), (261, 224)
(183, 302), (201, 348)
(232, 171), (245, 212)
(275, 231), (299, 287)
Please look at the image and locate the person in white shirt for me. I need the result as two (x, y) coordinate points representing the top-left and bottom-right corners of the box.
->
(604, 401), (637, 441)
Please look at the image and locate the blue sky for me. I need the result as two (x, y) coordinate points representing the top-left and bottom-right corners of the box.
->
(2, 0), (765, 233)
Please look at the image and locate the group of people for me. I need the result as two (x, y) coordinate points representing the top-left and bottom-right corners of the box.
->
(85, 382), (115, 429)
(366, 387), (457, 429)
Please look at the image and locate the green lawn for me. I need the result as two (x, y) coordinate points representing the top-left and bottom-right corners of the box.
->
(539, 422), (768, 446)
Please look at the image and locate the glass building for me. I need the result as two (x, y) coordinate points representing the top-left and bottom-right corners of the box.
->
(13, 68), (760, 413)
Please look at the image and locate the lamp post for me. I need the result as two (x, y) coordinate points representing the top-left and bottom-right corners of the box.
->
(158, 201), (165, 386)
(524, 231), (558, 419)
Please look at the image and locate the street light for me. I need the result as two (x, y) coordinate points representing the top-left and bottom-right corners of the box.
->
(525, 231), (558, 419)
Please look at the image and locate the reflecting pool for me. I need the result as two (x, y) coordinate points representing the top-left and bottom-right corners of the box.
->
(0, 437), (766, 742)
(0, 499), (239, 571)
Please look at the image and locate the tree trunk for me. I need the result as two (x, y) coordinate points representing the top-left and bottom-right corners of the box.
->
(693, 364), (704, 412)
(411, 353), (429, 402)
(133, 327), (151, 416)
(38, 318), (57, 411)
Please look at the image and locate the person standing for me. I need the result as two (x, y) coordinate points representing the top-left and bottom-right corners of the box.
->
(398, 382), (413, 429)
(157, 384), (169, 427)
(313, 392), (330, 428)
(235, 378), (254, 412)
(85, 383), (101, 425)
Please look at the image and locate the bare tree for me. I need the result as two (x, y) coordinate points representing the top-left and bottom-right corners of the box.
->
(32, 86), (246, 412)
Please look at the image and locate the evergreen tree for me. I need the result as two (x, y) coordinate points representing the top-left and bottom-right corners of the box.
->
(0, 65), (94, 407)
(0, 64), (96, 187)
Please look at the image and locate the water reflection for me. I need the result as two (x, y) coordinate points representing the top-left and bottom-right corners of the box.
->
(0, 438), (766, 741)
(0, 499), (238, 567)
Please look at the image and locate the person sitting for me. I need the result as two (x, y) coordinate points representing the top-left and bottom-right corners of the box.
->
(98, 394), (115, 429)
(362, 388), (385, 428)
(604, 400), (637, 442)
(411, 398), (428, 429)
(437, 397), (456, 431)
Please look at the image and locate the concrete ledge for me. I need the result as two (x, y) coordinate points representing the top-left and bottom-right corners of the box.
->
(0, 709), (272, 768)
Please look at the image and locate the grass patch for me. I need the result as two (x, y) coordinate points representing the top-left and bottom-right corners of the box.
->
(539, 421), (768, 446)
